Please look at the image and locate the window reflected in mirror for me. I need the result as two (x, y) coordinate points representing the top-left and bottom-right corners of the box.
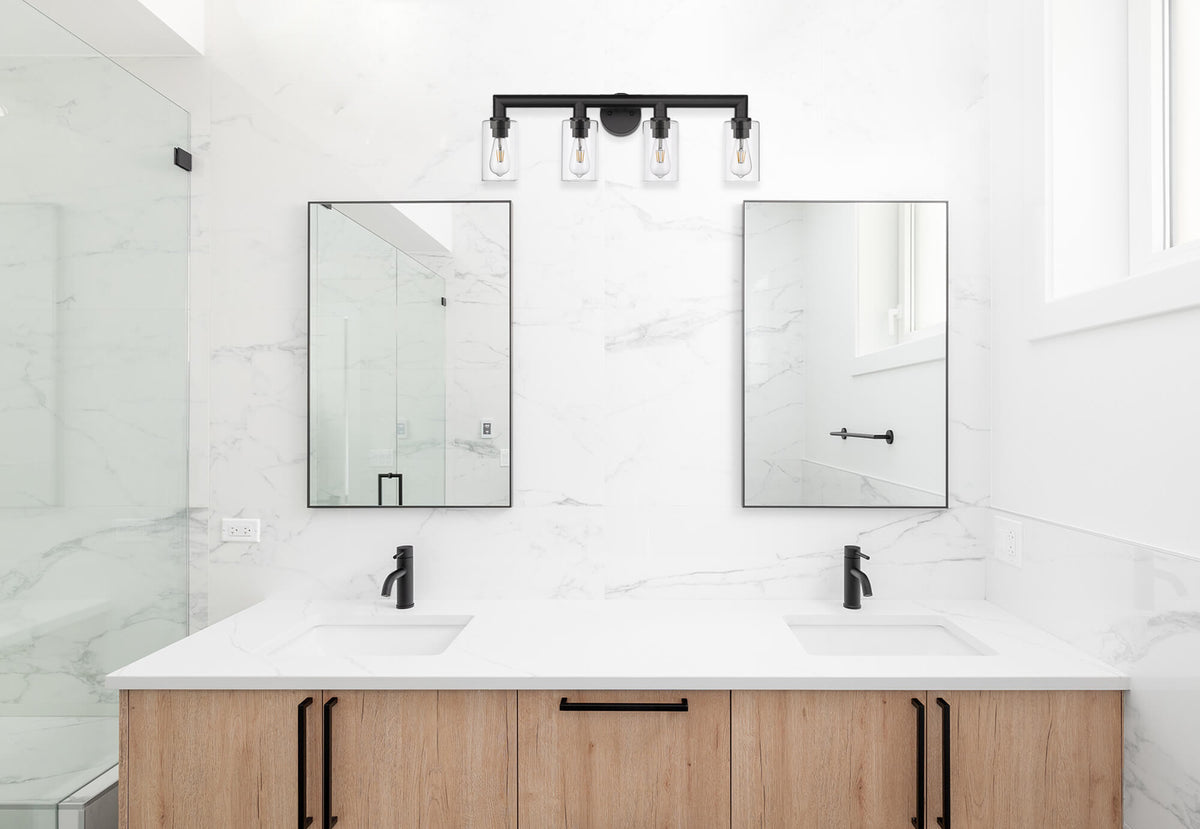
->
(744, 201), (947, 509)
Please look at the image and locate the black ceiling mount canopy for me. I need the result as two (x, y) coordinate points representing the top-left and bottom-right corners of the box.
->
(490, 93), (750, 136)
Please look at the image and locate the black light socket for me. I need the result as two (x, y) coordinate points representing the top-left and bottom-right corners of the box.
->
(570, 117), (590, 139)
(731, 116), (753, 139)
(489, 117), (511, 138)
(650, 103), (671, 139)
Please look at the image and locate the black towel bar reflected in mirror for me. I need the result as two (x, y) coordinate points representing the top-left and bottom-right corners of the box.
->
(830, 428), (895, 444)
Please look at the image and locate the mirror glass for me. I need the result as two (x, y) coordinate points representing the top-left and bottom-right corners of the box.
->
(743, 201), (947, 508)
(308, 201), (511, 507)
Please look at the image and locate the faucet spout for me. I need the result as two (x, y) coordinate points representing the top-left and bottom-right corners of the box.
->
(381, 567), (407, 597)
(851, 567), (873, 597)
(381, 545), (415, 609)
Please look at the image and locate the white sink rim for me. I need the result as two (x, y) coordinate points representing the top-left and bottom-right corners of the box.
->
(785, 614), (994, 657)
(266, 614), (473, 658)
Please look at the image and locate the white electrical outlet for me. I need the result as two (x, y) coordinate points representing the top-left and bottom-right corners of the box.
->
(993, 516), (1022, 567)
(221, 518), (260, 542)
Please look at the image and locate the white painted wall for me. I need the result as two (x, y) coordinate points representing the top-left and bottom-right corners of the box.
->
(25, 0), (203, 56)
(988, 1), (1200, 825)
(990, 0), (1200, 557)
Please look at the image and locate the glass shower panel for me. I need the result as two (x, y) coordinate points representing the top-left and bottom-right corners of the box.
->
(393, 249), (447, 506)
(0, 0), (189, 824)
(311, 205), (403, 506)
(310, 205), (447, 506)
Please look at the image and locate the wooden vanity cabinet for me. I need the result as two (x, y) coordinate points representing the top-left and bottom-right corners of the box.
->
(929, 690), (1122, 829)
(120, 689), (516, 829)
(123, 687), (1120, 828)
(120, 689), (323, 828)
(517, 690), (730, 829)
(324, 690), (516, 829)
(732, 690), (925, 829)
(733, 689), (1123, 829)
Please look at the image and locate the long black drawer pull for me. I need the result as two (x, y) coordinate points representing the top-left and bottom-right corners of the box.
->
(558, 697), (688, 712)
(322, 697), (338, 828)
(936, 697), (951, 829)
(297, 698), (313, 829)
(911, 698), (925, 829)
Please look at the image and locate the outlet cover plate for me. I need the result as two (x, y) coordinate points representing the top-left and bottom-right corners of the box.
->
(221, 518), (260, 542)
(993, 516), (1022, 568)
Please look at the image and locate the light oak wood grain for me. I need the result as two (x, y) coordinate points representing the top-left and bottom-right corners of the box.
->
(325, 690), (516, 829)
(732, 690), (924, 829)
(930, 690), (1122, 829)
(122, 689), (321, 829)
(518, 689), (730, 829)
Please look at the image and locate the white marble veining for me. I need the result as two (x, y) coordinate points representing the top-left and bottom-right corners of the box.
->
(986, 513), (1200, 829)
(113, 0), (993, 629)
(108, 598), (1125, 691)
(0, 716), (115, 805)
(0, 29), (191, 813)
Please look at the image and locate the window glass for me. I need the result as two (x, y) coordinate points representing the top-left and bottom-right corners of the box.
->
(1171, 0), (1200, 246)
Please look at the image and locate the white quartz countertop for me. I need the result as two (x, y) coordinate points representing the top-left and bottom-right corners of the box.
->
(106, 598), (1128, 691)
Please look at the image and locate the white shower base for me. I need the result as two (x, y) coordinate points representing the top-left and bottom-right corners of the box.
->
(0, 715), (116, 821)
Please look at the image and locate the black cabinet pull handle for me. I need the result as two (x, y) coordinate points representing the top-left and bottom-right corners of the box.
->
(297, 698), (313, 829)
(322, 697), (338, 828)
(911, 698), (925, 829)
(558, 697), (688, 712)
(936, 697), (951, 829)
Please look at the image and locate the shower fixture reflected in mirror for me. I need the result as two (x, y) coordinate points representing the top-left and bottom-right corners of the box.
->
(308, 201), (512, 508)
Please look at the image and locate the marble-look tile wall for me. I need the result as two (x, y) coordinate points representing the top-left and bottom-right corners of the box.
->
(986, 514), (1200, 829)
(0, 52), (189, 716)
(743, 202), (808, 505)
(0, 204), (57, 508)
(123, 0), (992, 626)
(443, 203), (510, 507)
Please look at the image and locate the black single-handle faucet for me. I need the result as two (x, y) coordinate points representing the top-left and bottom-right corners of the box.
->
(381, 545), (414, 609)
(843, 545), (873, 610)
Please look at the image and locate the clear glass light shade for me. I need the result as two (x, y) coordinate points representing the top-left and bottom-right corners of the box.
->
(561, 119), (598, 182)
(481, 119), (519, 181)
(642, 120), (679, 182)
(724, 120), (760, 182)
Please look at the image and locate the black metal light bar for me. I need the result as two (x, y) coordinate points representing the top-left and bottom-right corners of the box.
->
(492, 93), (749, 121)
(491, 94), (750, 140)
(484, 93), (758, 182)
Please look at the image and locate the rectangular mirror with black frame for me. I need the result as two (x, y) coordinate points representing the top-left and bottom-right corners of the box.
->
(743, 201), (948, 508)
(308, 200), (511, 508)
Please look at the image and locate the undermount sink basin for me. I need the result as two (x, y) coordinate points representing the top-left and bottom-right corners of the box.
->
(786, 615), (992, 656)
(269, 615), (472, 658)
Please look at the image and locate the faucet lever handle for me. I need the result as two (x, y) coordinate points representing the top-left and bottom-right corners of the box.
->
(858, 552), (870, 560)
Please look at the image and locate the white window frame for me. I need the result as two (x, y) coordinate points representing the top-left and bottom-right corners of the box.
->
(852, 203), (946, 376)
(1028, 0), (1200, 341)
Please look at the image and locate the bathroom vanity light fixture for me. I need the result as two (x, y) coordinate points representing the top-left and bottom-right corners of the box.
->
(482, 94), (759, 182)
